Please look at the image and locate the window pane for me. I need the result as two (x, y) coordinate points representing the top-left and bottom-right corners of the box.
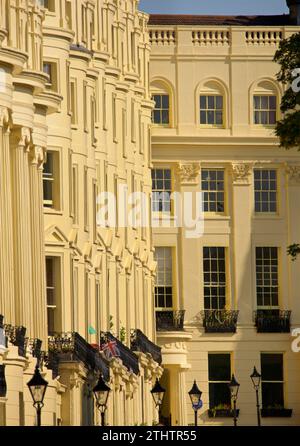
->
(208, 354), (231, 381)
(262, 383), (284, 408)
(254, 96), (260, 110)
(200, 111), (207, 124)
(200, 96), (207, 109)
(269, 96), (277, 110)
(162, 110), (169, 124)
(208, 96), (215, 109)
(216, 111), (223, 125)
(216, 96), (223, 109)
(153, 95), (161, 108)
(261, 96), (269, 109)
(162, 95), (169, 109)
(261, 354), (283, 381)
(209, 383), (231, 409)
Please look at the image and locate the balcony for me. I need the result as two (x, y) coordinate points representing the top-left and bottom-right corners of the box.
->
(48, 332), (109, 380)
(100, 332), (140, 375)
(130, 329), (162, 364)
(156, 310), (185, 331)
(4, 323), (26, 357)
(254, 310), (291, 333)
(202, 310), (239, 333)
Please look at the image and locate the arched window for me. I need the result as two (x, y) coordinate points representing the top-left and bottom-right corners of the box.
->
(251, 80), (280, 126)
(198, 80), (227, 127)
(150, 79), (173, 127)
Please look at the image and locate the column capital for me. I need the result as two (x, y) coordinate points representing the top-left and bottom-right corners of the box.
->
(30, 145), (46, 169)
(0, 106), (10, 128)
(16, 127), (31, 152)
(286, 164), (300, 185)
(230, 162), (253, 185)
(176, 162), (201, 185)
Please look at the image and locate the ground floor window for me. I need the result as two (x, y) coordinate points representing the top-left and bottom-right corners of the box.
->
(261, 353), (284, 409)
(208, 353), (231, 410)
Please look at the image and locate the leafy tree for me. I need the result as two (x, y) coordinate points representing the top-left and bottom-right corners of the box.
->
(274, 32), (300, 150)
(274, 33), (300, 260)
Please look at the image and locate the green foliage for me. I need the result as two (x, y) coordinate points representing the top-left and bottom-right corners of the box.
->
(109, 315), (114, 330)
(119, 325), (126, 343)
(274, 32), (300, 150)
(287, 243), (300, 260)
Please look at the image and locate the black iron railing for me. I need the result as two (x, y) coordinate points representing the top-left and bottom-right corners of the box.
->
(0, 315), (6, 348)
(100, 332), (139, 375)
(48, 332), (109, 381)
(156, 310), (185, 331)
(4, 324), (26, 356)
(25, 338), (43, 359)
(202, 310), (239, 333)
(254, 310), (291, 333)
(130, 329), (162, 364)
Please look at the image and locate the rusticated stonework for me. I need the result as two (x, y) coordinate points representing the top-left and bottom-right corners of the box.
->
(176, 162), (201, 184)
(231, 162), (252, 185)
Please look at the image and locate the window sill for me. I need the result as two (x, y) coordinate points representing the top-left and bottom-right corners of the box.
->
(203, 214), (230, 220)
(261, 408), (292, 418)
(253, 214), (282, 220)
(43, 208), (63, 216)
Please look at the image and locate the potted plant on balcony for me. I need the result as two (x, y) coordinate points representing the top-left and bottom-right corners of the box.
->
(208, 403), (240, 418)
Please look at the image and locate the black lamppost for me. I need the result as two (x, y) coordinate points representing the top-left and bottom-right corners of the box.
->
(250, 366), (261, 427)
(188, 380), (202, 426)
(93, 375), (111, 426)
(151, 378), (166, 423)
(27, 365), (48, 426)
(228, 374), (240, 427)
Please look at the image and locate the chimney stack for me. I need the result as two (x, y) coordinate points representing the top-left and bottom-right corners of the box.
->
(287, 0), (300, 25)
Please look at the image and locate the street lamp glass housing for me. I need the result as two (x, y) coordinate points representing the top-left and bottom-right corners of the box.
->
(93, 375), (110, 411)
(228, 374), (240, 399)
(250, 366), (261, 390)
(27, 366), (48, 406)
(150, 379), (166, 407)
(188, 380), (202, 408)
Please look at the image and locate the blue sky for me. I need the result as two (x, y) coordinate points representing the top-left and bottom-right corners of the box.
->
(139, 0), (289, 15)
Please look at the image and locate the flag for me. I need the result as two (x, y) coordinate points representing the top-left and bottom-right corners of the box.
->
(88, 325), (97, 335)
(101, 340), (120, 359)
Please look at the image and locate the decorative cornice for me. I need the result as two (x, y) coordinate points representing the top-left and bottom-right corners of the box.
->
(176, 162), (201, 185)
(286, 165), (300, 185)
(230, 162), (252, 185)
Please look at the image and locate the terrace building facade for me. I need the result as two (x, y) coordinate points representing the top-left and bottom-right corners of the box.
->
(0, 0), (162, 426)
(149, 7), (300, 426)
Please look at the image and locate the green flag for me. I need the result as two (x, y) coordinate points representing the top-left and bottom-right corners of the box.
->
(88, 325), (97, 335)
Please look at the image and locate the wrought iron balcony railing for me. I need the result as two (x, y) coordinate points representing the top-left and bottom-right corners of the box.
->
(130, 329), (162, 364)
(202, 310), (239, 333)
(254, 310), (291, 333)
(48, 332), (109, 381)
(156, 310), (185, 332)
(100, 332), (140, 375)
(4, 324), (26, 356)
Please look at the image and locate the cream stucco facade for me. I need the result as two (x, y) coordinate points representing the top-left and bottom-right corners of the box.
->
(149, 14), (300, 426)
(0, 0), (162, 427)
(1, 0), (300, 428)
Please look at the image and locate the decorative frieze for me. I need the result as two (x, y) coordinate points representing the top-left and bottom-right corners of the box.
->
(176, 162), (201, 185)
(230, 162), (252, 185)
